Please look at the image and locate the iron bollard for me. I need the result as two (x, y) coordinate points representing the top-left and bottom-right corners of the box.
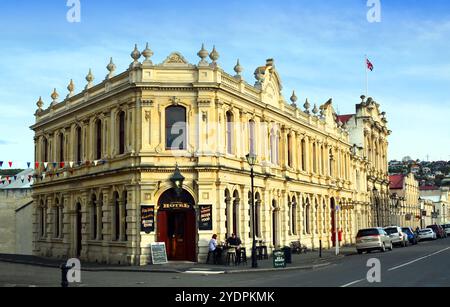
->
(60, 263), (70, 288)
(319, 240), (322, 258)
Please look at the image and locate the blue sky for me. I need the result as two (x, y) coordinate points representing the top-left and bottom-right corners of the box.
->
(0, 0), (449, 167)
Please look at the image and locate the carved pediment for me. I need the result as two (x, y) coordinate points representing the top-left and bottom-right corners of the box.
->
(160, 52), (191, 66)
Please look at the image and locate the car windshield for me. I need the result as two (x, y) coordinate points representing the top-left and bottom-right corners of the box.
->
(419, 230), (431, 233)
(384, 228), (398, 235)
(402, 228), (411, 234)
(357, 229), (379, 237)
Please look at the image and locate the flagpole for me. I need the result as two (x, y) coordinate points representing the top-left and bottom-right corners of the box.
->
(365, 55), (368, 97)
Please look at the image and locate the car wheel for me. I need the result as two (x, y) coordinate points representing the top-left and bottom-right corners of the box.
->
(381, 243), (386, 253)
(389, 243), (394, 251)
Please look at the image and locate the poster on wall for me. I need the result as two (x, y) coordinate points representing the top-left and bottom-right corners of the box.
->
(199, 205), (213, 231)
(141, 206), (155, 234)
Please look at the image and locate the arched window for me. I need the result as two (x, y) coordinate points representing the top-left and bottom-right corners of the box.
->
(232, 190), (240, 236)
(76, 126), (82, 163)
(255, 192), (261, 238)
(113, 192), (120, 241)
(91, 194), (97, 240)
(118, 111), (126, 155)
(54, 198), (60, 238)
(301, 139), (306, 171)
(225, 189), (232, 237)
(59, 133), (64, 163)
(95, 119), (102, 160)
(226, 111), (234, 154)
(166, 106), (187, 150)
(249, 120), (256, 155)
(305, 200), (311, 235)
(291, 197), (297, 235)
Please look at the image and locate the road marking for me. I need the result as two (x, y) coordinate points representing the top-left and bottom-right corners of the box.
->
(341, 279), (365, 288)
(184, 270), (225, 275)
(388, 247), (450, 272)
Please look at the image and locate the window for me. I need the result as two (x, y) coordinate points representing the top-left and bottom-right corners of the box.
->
(54, 199), (60, 238)
(287, 134), (292, 168)
(95, 119), (102, 160)
(291, 197), (297, 235)
(301, 139), (306, 171)
(119, 111), (126, 154)
(43, 138), (48, 163)
(270, 127), (279, 165)
(232, 191), (240, 236)
(91, 194), (97, 240)
(255, 192), (261, 237)
(305, 200), (311, 235)
(166, 106), (187, 150)
(113, 192), (120, 241)
(226, 111), (234, 154)
(59, 133), (64, 163)
(123, 190), (128, 242)
(312, 142), (317, 173)
(249, 120), (256, 155)
(76, 126), (82, 163)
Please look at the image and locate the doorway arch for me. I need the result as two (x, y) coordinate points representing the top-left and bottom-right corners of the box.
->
(157, 188), (196, 262)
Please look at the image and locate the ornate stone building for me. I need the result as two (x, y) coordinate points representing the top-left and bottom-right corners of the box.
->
(389, 173), (421, 228)
(30, 44), (390, 265)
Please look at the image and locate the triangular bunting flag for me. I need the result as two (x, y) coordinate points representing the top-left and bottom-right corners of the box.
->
(35, 162), (40, 169)
(60, 162), (65, 168)
(28, 175), (32, 182)
(94, 160), (98, 166)
(8, 161), (12, 168)
(52, 162), (57, 169)
(86, 161), (91, 166)
(70, 170), (74, 175)
(27, 162), (31, 168)
(56, 173), (60, 177)
(14, 176), (17, 181)
(0, 161), (3, 167)
(42, 173), (46, 179)
(69, 162), (74, 168)
(44, 162), (48, 169)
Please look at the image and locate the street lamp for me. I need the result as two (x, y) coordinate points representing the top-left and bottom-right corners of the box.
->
(171, 164), (185, 197)
(246, 153), (258, 269)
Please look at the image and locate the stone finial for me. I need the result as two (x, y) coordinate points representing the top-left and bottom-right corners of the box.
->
(50, 88), (59, 106)
(312, 104), (319, 115)
(304, 98), (311, 114)
(85, 69), (94, 90)
(142, 43), (154, 64)
(290, 90), (298, 106)
(197, 43), (209, 66)
(36, 96), (44, 112)
(360, 95), (366, 104)
(67, 79), (75, 98)
(234, 59), (243, 78)
(130, 44), (141, 64)
(106, 57), (116, 79)
(209, 45), (219, 64)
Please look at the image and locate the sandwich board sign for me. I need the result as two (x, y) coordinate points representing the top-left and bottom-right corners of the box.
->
(151, 242), (168, 265)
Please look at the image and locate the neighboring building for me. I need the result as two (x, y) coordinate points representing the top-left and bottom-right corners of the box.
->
(420, 186), (450, 225)
(30, 45), (390, 265)
(0, 169), (34, 255)
(339, 97), (391, 228)
(389, 173), (420, 228)
(419, 198), (435, 228)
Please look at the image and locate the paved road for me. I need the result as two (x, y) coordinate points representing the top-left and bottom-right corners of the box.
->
(1, 238), (449, 287)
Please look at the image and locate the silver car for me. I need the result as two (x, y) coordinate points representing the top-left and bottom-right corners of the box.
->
(384, 226), (408, 247)
(356, 228), (393, 254)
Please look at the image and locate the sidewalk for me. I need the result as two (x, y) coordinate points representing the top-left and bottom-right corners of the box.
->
(0, 246), (356, 274)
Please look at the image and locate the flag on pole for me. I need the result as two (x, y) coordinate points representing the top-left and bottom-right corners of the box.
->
(366, 58), (374, 71)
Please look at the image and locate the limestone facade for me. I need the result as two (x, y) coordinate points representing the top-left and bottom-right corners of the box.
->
(31, 45), (390, 265)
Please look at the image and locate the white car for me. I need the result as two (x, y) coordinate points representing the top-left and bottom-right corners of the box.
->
(384, 226), (408, 247)
(418, 228), (437, 241)
(442, 224), (450, 236)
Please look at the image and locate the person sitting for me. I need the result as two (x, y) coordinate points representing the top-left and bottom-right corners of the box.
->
(227, 233), (242, 247)
(207, 234), (219, 264)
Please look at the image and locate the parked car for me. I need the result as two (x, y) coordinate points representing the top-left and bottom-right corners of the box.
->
(356, 228), (393, 254)
(418, 228), (437, 241)
(384, 226), (408, 247)
(402, 227), (418, 245)
(427, 225), (445, 239)
(442, 224), (450, 236)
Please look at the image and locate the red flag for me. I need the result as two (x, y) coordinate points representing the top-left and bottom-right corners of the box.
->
(366, 58), (374, 71)
(60, 162), (65, 168)
(35, 162), (40, 169)
(8, 161), (12, 168)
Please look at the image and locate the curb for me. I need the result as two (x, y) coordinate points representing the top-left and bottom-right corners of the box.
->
(223, 262), (332, 274)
